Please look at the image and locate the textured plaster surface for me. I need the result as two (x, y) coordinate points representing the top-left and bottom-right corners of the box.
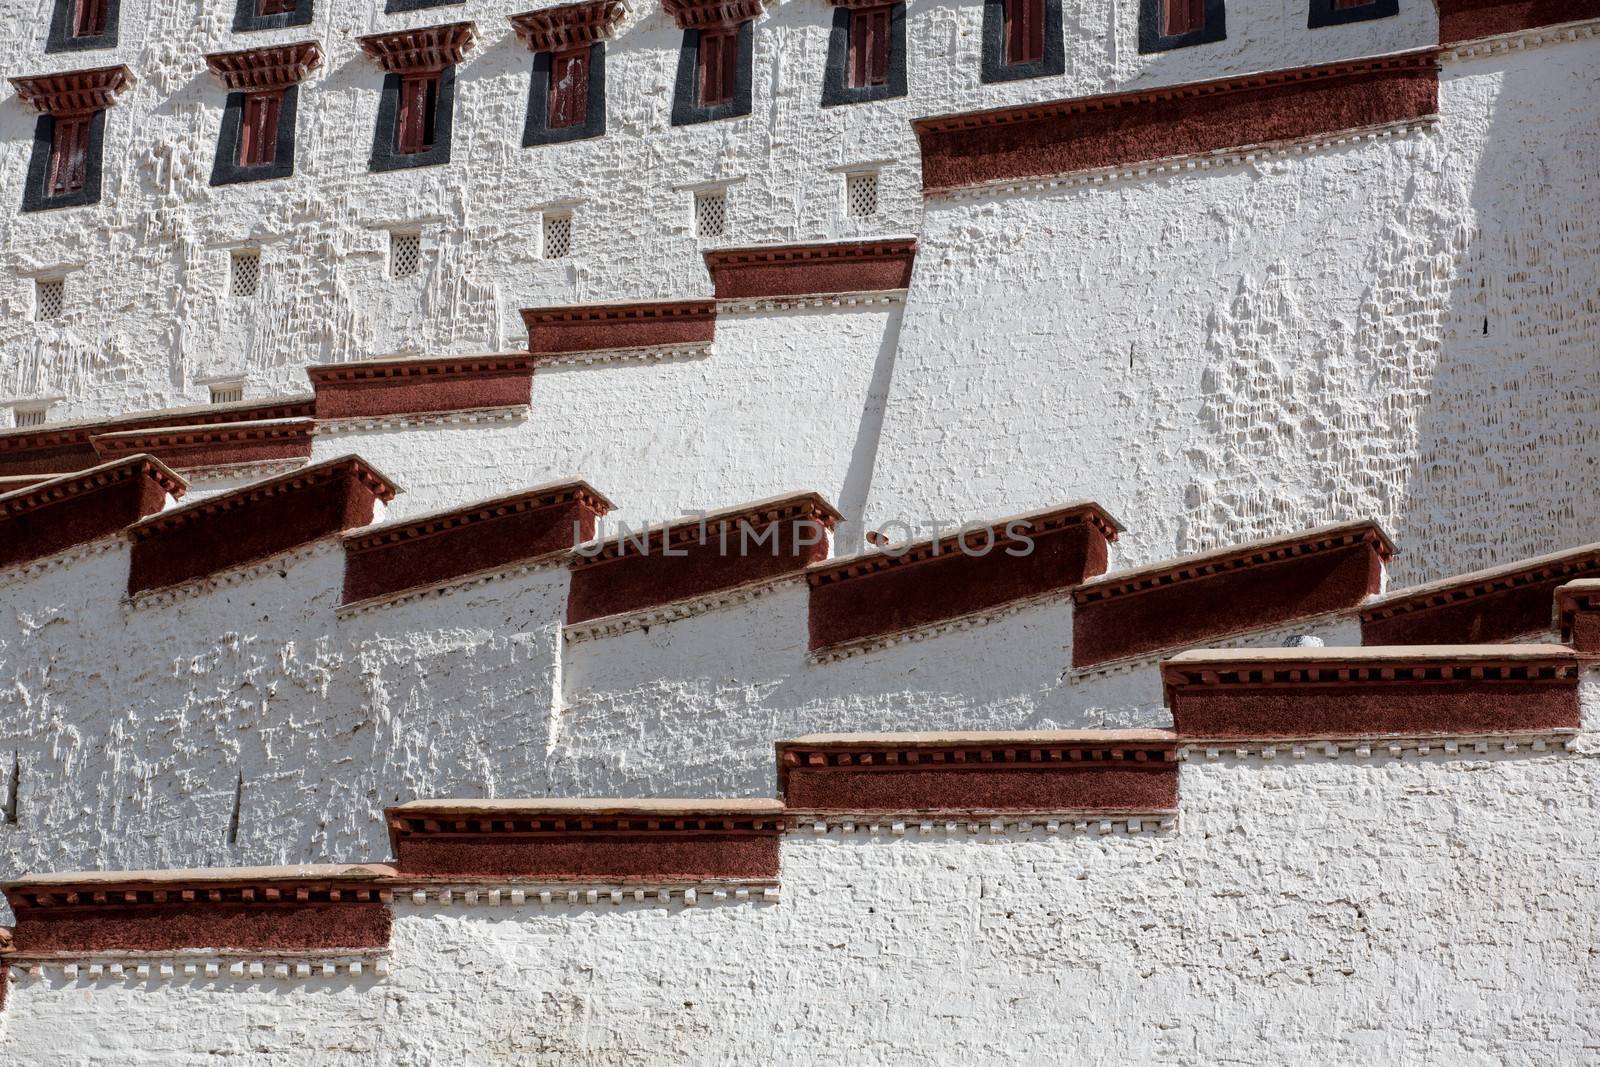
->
(4, 714), (1598, 1063)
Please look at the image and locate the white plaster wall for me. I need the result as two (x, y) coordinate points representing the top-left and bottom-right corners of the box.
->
(867, 39), (1600, 585)
(5, 719), (1597, 1064)
(0, 0), (1432, 416)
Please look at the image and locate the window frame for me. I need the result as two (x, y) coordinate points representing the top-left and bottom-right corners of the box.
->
(45, 0), (120, 53)
(1138, 0), (1226, 52)
(232, 0), (311, 34)
(980, 0), (1064, 83)
(211, 85), (299, 186)
(370, 66), (456, 171)
(670, 21), (755, 127)
(22, 110), (106, 211)
(822, 4), (907, 107)
(1307, 0), (1397, 28)
(524, 40), (608, 147)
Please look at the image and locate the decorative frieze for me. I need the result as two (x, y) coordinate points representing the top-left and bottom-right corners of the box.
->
(703, 239), (917, 300)
(912, 51), (1439, 195)
(395, 882), (779, 907)
(90, 417), (315, 471)
(10, 65), (132, 114)
(660, 0), (765, 29)
(204, 41), (323, 91)
(0, 455), (184, 572)
(342, 480), (612, 606)
(357, 23), (477, 73)
(1360, 542), (1600, 646)
(510, 0), (629, 52)
(1072, 520), (1393, 669)
(306, 354), (535, 420)
(125, 454), (397, 596)
(778, 731), (1179, 815)
(386, 799), (785, 881)
(566, 492), (841, 626)
(1164, 645), (1583, 741)
(806, 501), (1119, 656)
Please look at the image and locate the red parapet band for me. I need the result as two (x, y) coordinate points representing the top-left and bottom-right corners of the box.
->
(342, 480), (613, 605)
(1437, 0), (1600, 45)
(1164, 646), (1582, 740)
(522, 300), (716, 355)
(1072, 521), (1393, 668)
(90, 419), (315, 471)
(704, 240), (917, 300)
(566, 492), (841, 626)
(4, 865), (395, 955)
(807, 502), (1119, 654)
(386, 799), (785, 880)
(0, 455), (185, 571)
(307, 354), (535, 420)
(1360, 542), (1600, 645)
(1555, 581), (1600, 654)
(126, 455), (397, 595)
(913, 52), (1439, 194)
(777, 731), (1179, 814)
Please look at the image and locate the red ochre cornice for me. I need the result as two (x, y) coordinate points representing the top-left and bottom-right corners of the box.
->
(90, 418), (315, 469)
(522, 300), (717, 354)
(510, 0), (629, 51)
(0, 455), (184, 572)
(205, 41), (323, 92)
(660, 0), (764, 29)
(1436, 0), (1600, 46)
(703, 239), (917, 300)
(913, 51), (1439, 194)
(10, 65), (132, 114)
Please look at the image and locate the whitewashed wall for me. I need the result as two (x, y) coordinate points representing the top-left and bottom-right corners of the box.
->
(4, 707), (1596, 1063)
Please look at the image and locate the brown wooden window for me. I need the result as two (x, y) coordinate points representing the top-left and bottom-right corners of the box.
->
(257, 0), (295, 13)
(698, 29), (738, 107)
(237, 91), (283, 167)
(396, 73), (440, 155)
(47, 116), (91, 197)
(548, 48), (589, 129)
(72, 0), (107, 37)
(849, 7), (892, 88)
(1003, 0), (1045, 64)
(1163, 0), (1204, 35)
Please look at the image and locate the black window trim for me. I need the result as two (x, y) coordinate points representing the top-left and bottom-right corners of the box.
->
(370, 66), (457, 172)
(232, 0), (313, 35)
(670, 21), (755, 127)
(524, 41), (607, 147)
(45, 0), (121, 53)
(22, 110), (107, 213)
(821, 3), (908, 107)
(1138, 0), (1227, 53)
(211, 85), (301, 186)
(980, 0), (1065, 84)
(1307, 0), (1398, 28)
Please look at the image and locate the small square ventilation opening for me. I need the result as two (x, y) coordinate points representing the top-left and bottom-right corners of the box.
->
(846, 172), (880, 218)
(694, 190), (727, 239)
(543, 213), (572, 259)
(391, 231), (422, 278)
(209, 383), (245, 405)
(35, 278), (64, 321)
(12, 407), (49, 429)
(231, 251), (261, 298)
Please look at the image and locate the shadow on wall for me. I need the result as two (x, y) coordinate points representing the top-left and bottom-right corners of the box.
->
(1393, 53), (1600, 583)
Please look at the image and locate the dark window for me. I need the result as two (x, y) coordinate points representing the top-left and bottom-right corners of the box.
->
(232, 0), (311, 33)
(1307, 0), (1394, 24)
(73, 0), (107, 36)
(257, 0), (294, 12)
(237, 92), (282, 167)
(47, 116), (91, 196)
(397, 73), (440, 155)
(698, 29), (738, 107)
(1003, 0), (1045, 65)
(1138, 0), (1225, 51)
(849, 7), (891, 88)
(548, 48), (589, 129)
(1163, 0), (1204, 35)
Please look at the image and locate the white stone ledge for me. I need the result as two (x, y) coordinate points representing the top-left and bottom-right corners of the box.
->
(1440, 16), (1600, 62)
(533, 342), (714, 370)
(336, 555), (568, 619)
(788, 813), (1179, 837)
(124, 539), (340, 610)
(807, 589), (1062, 665)
(0, 535), (123, 590)
(715, 290), (907, 315)
(392, 883), (781, 907)
(930, 118), (1439, 203)
(564, 575), (801, 644)
(1178, 731), (1580, 762)
(312, 405), (530, 435)
(181, 458), (311, 484)
(9, 950), (389, 982)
